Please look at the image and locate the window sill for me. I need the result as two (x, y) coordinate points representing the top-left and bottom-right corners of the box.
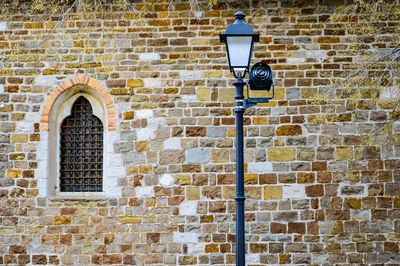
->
(46, 193), (111, 202)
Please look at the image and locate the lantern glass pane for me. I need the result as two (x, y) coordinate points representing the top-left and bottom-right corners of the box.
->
(227, 36), (253, 74)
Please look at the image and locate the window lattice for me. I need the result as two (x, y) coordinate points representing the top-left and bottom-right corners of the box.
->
(60, 96), (103, 192)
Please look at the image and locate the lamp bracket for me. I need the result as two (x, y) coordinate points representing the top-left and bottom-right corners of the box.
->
(244, 82), (275, 109)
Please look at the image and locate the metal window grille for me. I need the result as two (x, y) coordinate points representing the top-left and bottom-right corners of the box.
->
(60, 96), (103, 192)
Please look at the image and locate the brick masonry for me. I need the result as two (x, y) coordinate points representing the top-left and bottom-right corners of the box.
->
(0, 0), (400, 265)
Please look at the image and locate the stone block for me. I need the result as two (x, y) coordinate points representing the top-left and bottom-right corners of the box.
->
(212, 149), (229, 163)
(187, 244), (204, 255)
(287, 88), (300, 100)
(207, 127), (226, 138)
(135, 141), (149, 152)
(264, 186), (282, 200)
(136, 186), (153, 198)
(179, 201), (197, 215)
(0, 22), (7, 31)
(125, 152), (145, 165)
(351, 210), (370, 220)
(139, 53), (160, 61)
(113, 142), (134, 153)
(248, 162), (273, 173)
(268, 147), (296, 161)
(127, 79), (144, 88)
(276, 125), (302, 136)
(173, 232), (198, 243)
(219, 88), (235, 102)
(137, 128), (156, 141)
(283, 185), (306, 199)
(53, 216), (71, 225)
(179, 70), (203, 79)
(135, 109), (153, 119)
(196, 88), (210, 101)
(346, 198), (361, 209)
(175, 175), (190, 185)
(305, 185), (324, 197)
(144, 78), (161, 88)
(164, 138), (181, 150)
(336, 146), (353, 160)
(6, 169), (21, 178)
(11, 134), (28, 143)
(186, 148), (211, 164)
(159, 174), (174, 186)
(186, 187), (200, 200)
(340, 185), (366, 196)
(186, 126), (206, 137)
(160, 150), (185, 164)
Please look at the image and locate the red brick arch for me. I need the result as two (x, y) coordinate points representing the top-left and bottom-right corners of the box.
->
(40, 75), (117, 131)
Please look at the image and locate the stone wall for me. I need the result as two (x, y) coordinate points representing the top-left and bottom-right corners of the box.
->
(0, 0), (400, 265)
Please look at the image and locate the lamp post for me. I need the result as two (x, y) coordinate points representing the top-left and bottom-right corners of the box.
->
(220, 11), (274, 266)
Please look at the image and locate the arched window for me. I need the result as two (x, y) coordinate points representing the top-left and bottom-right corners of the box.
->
(60, 96), (103, 192)
(37, 76), (122, 198)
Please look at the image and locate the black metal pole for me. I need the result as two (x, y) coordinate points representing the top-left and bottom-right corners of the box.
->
(234, 75), (246, 266)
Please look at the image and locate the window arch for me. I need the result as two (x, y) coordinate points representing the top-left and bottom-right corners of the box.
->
(37, 75), (122, 198)
(60, 96), (104, 192)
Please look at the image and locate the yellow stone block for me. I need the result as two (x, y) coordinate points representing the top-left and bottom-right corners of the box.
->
(123, 111), (134, 120)
(42, 69), (61, 75)
(118, 216), (141, 224)
(219, 88), (234, 102)
(175, 175), (190, 185)
(26, 189), (38, 197)
(53, 216), (71, 225)
(394, 197), (400, 208)
(196, 88), (210, 101)
(145, 197), (156, 207)
(186, 187), (200, 200)
(336, 146), (353, 160)
(203, 71), (222, 78)
(212, 149), (230, 163)
(223, 186), (235, 199)
(297, 173), (314, 183)
(6, 169), (21, 178)
(244, 174), (257, 184)
(268, 147), (296, 162)
(205, 244), (219, 253)
(46, 22), (56, 29)
(227, 128), (236, 137)
(346, 198), (361, 209)
(127, 166), (139, 174)
(128, 79), (144, 88)
(73, 41), (84, 48)
(348, 171), (360, 183)
(164, 88), (178, 94)
(95, 55), (113, 61)
(253, 117), (267, 125)
(279, 254), (290, 264)
(24, 22), (43, 29)
(307, 115), (325, 123)
(274, 87), (285, 100)
(191, 39), (210, 46)
(136, 141), (149, 152)
(11, 134), (28, 143)
(8, 153), (23, 161)
(264, 186), (282, 200)
(139, 103), (157, 109)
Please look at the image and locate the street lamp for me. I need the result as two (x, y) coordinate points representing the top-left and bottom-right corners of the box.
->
(220, 11), (274, 266)
(219, 11), (259, 79)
